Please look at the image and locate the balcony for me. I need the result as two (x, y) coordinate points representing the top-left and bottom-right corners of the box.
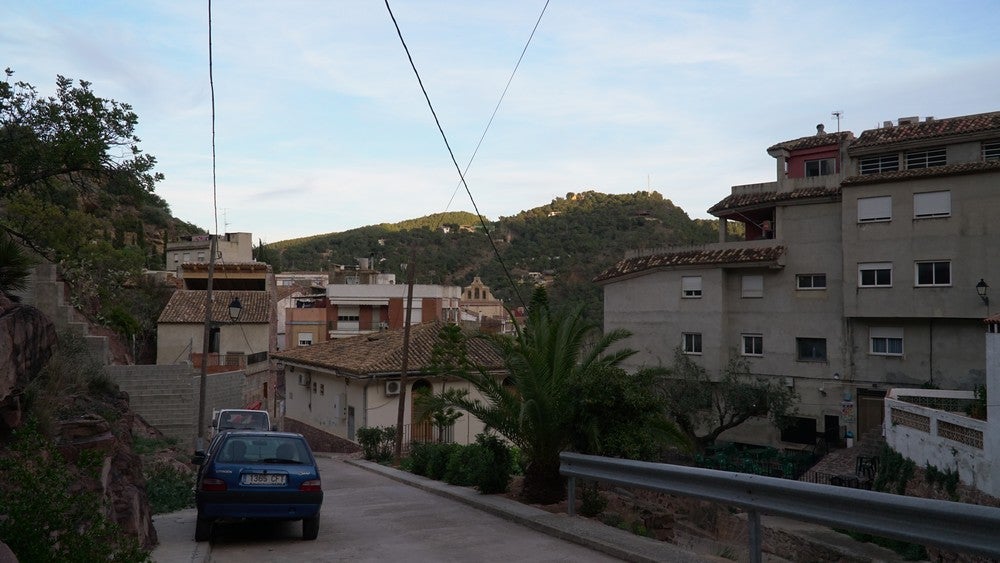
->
(192, 351), (269, 374)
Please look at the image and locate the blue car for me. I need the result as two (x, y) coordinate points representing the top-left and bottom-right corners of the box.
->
(192, 431), (323, 541)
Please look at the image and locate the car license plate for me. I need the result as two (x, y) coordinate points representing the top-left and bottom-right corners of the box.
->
(242, 473), (286, 486)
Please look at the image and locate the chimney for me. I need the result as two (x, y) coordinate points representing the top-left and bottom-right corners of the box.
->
(816, 123), (826, 135)
(883, 121), (893, 128)
(898, 116), (919, 126)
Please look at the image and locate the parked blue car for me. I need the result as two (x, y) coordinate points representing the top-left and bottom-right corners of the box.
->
(192, 431), (323, 541)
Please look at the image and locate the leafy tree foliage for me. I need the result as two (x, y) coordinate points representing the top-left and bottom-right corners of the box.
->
(1, 71), (199, 358)
(426, 288), (683, 504)
(659, 349), (798, 453)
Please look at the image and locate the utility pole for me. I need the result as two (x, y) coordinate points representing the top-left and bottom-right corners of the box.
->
(393, 248), (416, 462)
(196, 235), (218, 451)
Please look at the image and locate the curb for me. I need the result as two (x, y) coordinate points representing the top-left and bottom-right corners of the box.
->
(343, 458), (719, 563)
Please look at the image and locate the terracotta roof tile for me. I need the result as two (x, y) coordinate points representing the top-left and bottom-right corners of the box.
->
(767, 131), (854, 152)
(708, 187), (840, 215)
(158, 290), (271, 324)
(273, 321), (505, 376)
(595, 246), (785, 283)
(841, 160), (1000, 186)
(850, 112), (1000, 149)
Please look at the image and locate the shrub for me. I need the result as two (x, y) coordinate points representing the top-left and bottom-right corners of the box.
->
(408, 442), (435, 476)
(145, 464), (194, 514)
(579, 482), (607, 517)
(426, 443), (461, 480)
(0, 420), (150, 562)
(473, 433), (512, 494)
(444, 444), (486, 486)
(356, 426), (396, 462)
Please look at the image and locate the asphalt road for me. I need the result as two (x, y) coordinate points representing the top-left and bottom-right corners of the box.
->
(202, 454), (625, 563)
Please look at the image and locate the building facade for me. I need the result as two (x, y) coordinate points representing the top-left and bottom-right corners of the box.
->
(598, 112), (1000, 448)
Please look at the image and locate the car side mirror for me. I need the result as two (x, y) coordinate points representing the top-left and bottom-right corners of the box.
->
(192, 451), (206, 465)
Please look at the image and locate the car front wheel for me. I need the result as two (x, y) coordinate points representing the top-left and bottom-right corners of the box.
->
(302, 515), (320, 540)
(195, 515), (214, 542)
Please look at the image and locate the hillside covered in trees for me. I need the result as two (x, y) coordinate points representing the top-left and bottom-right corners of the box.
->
(263, 191), (719, 323)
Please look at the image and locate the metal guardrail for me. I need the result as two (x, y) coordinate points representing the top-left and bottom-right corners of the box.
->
(560, 452), (1000, 562)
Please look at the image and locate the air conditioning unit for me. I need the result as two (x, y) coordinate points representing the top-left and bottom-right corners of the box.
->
(385, 381), (401, 396)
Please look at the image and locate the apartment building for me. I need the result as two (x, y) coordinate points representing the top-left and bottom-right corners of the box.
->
(598, 111), (1000, 448)
(165, 232), (254, 271)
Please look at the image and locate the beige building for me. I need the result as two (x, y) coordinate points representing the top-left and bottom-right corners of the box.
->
(165, 232), (254, 272)
(598, 111), (1000, 449)
(273, 321), (506, 448)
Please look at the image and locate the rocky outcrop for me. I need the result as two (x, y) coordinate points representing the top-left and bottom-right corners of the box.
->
(55, 392), (158, 550)
(0, 296), (56, 436)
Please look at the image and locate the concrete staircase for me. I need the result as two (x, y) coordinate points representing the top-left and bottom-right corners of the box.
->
(13, 262), (110, 365)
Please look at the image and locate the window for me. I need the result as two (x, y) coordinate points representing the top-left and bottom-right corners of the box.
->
(905, 147), (946, 169)
(983, 140), (1000, 161)
(859, 262), (892, 287)
(859, 154), (899, 175)
(681, 276), (702, 298)
(319, 383), (325, 395)
(796, 337), (827, 362)
(805, 158), (835, 177)
(197, 251), (206, 263)
(915, 261), (951, 286)
(298, 333), (313, 347)
(857, 196), (892, 222)
(796, 274), (827, 290)
(870, 327), (903, 356)
(683, 332), (702, 354)
(741, 275), (763, 298)
(742, 334), (763, 356)
(913, 191), (951, 218)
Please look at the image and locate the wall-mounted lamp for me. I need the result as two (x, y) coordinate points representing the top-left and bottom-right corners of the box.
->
(976, 279), (990, 306)
(818, 387), (827, 396)
(228, 296), (243, 321)
(833, 372), (841, 380)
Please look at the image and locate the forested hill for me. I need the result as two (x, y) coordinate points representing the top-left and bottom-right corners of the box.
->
(261, 191), (719, 323)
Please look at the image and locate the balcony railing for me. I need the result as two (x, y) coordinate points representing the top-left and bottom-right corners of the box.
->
(192, 351), (269, 373)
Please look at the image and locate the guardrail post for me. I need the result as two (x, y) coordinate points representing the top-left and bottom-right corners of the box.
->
(748, 509), (762, 563)
(567, 475), (576, 517)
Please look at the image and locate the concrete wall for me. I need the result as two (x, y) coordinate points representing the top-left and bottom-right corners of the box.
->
(108, 364), (245, 448)
(156, 323), (269, 365)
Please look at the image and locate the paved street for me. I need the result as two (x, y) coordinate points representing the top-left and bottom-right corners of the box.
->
(184, 455), (627, 563)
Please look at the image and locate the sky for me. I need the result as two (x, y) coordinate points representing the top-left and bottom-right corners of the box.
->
(5, 1), (1000, 243)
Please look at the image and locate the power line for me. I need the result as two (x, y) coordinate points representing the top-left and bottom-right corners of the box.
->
(384, 0), (549, 311)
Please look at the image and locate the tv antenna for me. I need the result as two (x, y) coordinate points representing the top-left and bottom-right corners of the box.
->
(831, 110), (843, 133)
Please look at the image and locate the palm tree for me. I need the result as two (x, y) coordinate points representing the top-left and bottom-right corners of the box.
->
(0, 229), (33, 302)
(435, 287), (647, 504)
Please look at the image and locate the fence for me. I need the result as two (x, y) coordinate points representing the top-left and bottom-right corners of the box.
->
(560, 452), (1000, 563)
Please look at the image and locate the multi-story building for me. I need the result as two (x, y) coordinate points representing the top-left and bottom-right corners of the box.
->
(598, 112), (1000, 449)
(165, 232), (254, 271)
(283, 259), (461, 348)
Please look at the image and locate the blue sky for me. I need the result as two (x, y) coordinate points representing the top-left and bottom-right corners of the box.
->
(5, 1), (1000, 243)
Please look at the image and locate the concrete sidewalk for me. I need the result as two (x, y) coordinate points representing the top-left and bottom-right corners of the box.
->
(151, 508), (209, 563)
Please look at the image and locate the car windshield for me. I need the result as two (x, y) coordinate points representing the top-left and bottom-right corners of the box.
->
(217, 436), (308, 464)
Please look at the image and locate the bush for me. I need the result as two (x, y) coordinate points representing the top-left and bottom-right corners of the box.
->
(145, 464), (194, 514)
(579, 482), (607, 517)
(426, 443), (461, 480)
(473, 433), (512, 494)
(0, 420), (150, 562)
(444, 444), (487, 486)
(356, 426), (396, 462)
(408, 442), (435, 476)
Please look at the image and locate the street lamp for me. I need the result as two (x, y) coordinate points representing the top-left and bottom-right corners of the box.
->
(977, 279), (989, 306)
(228, 296), (243, 321)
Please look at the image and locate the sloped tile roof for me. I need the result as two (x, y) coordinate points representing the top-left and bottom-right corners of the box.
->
(273, 321), (506, 376)
(850, 112), (1000, 149)
(841, 160), (1000, 186)
(767, 131), (854, 152)
(594, 246), (785, 283)
(158, 290), (271, 324)
(708, 187), (840, 215)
